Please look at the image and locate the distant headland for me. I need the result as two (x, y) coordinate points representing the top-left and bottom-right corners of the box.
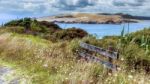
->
(37, 13), (150, 24)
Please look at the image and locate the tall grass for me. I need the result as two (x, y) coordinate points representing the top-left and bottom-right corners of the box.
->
(0, 28), (149, 83)
(0, 26), (150, 84)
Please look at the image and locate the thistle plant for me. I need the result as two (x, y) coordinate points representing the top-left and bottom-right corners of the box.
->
(141, 35), (145, 47)
(121, 25), (125, 38)
(145, 45), (150, 55)
(118, 25), (131, 49)
(140, 35), (150, 54)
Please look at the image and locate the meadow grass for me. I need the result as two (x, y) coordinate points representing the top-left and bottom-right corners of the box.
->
(0, 28), (149, 84)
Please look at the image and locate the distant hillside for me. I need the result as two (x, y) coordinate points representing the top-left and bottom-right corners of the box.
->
(37, 13), (141, 24)
(113, 13), (150, 20)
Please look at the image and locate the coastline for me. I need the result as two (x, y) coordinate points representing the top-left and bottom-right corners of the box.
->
(37, 13), (140, 24)
(53, 20), (138, 24)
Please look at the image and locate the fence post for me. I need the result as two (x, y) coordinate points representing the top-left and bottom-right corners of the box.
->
(107, 45), (114, 74)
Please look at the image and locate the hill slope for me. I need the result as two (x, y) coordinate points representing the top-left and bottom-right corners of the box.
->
(0, 19), (149, 83)
(37, 13), (139, 24)
(0, 28), (149, 83)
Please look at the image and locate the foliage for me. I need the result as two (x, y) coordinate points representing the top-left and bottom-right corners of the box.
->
(4, 18), (61, 33)
(3, 18), (88, 41)
(0, 32), (149, 84)
(0, 19), (150, 83)
(54, 28), (88, 40)
(117, 28), (150, 72)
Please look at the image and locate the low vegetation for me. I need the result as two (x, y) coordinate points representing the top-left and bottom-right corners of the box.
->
(3, 18), (88, 42)
(0, 18), (149, 84)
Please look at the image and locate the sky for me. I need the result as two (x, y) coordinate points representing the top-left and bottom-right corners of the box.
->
(0, 0), (150, 23)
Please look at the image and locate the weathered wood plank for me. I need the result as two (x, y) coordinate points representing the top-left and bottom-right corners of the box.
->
(79, 52), (117, 71)
(80, 42), (118, 59)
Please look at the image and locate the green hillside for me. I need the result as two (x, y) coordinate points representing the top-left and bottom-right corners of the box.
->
(0, 18), (149, 84)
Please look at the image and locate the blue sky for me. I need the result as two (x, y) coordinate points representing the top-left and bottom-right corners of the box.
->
(0, 0), (150, 24)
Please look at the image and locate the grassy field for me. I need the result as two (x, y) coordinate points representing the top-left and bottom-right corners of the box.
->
(0, 19), (149, 84)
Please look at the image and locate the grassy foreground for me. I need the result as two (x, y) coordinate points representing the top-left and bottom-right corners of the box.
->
(0, 19), (149, 84)
(0, 31), (149, 84)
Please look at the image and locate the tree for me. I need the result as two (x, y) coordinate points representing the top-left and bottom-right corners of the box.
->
(23, 18), (31, 30)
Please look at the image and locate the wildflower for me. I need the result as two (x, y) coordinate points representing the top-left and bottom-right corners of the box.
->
(114, 73), (118, 77)
(105, 79), (108, 82)
(113, 79), (115, 82)
(131, 70), (135, 73)
(65, 77), (68, 80)
(133, 79), (136, 82)
(121, 58), (124, 61)
(117, 67), (121, 71)
(139, 78), (144, 84)
(108, 73), (112, 76)
(98, 75), (101, 77)
(39, 60), (43, 63)
(90, 80), (93, 83)
(43, 64), (48, 68)
(128, 75), (133, 79)
(69, 73), (72, 76)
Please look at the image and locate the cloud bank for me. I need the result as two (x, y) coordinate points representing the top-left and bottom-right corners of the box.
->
(0, 0), (150, 17)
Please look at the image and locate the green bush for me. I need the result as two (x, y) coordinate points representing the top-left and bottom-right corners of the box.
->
(3, 18), (89, 42)
(39, 21), (61, 30)
(6, 26), (25, 33)
(117, 28), (150, 72)
(54, 28), (88, 40)
(30, 20), (42, 32)
(129, 28), (150, 45)
(4, 18), (61, 34)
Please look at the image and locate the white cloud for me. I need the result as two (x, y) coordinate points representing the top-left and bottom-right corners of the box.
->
(0, 0), (150, 16)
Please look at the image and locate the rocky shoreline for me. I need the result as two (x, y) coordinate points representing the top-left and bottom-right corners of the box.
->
(52, 19), (138, 24)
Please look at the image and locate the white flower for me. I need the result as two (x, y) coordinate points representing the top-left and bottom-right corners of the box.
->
(114, 73), (118, 77)
(139, 79), (144, 84)
(43, 64), (48, 68)
(69, 73), (72, 76)
(121, 58), (124, 61)
(128, 75), (133, 79)
(117, 67), (121, 71)
(113, 79), (115, 82)
(131, 70), (135, 73)
(108, 73), (112, 76)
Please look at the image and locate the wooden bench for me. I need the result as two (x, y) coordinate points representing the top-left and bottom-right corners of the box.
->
(79, 42), (119, 72)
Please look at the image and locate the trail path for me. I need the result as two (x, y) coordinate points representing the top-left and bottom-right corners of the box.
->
(0, 66), (23, 84)
(0, 34), (20, 84)
(0, 34), (29, 84)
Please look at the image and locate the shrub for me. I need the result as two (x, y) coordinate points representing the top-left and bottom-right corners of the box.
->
(4, 20), (20, 26)
(30, 20), (42, 32)
(39, 21), (61, 30)
(117, 28), (150, 72)
(6, 26), (25, 33)
(3, 18), (89, 41)
(54, 28), (88, 40)
(129, 28), (150, 45)
(4, 18), (61, 34)
(4, 18), (32, 30)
